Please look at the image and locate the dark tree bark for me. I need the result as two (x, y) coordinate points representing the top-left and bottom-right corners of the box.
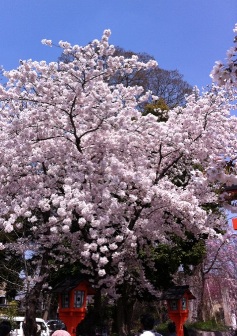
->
(112, 284), (136, 336)
(23, 282), (43, 336)
(23, 248), (50, 336)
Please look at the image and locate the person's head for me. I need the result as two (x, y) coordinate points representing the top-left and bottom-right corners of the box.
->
(51, 331), (71, 336)
(140, 314), (155, 331)
(183, 325), (189, 336)
(0, 321), (11, 336)
(167, 322), (176, 334)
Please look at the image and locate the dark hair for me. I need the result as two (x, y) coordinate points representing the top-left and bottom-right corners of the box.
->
(183, 326), (189, 336)
(167, 322), (176, 333)
(140, 314), (155, 330)
(0, 321), (11, 336)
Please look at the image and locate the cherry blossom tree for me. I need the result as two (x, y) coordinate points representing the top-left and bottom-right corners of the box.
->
(211, 23), (237, 89)
(0, 29), (237, 335)
(59, 46), (193, 109)
(189, 231), (237, 323)
(210, 22), (237, 120)
(185, 24), (237, 323)
(108, 47), (193, 108)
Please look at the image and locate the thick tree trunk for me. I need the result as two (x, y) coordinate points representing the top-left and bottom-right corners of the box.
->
(23, 282), (43, 336)
(92, 290), (102, 327)
(23, 248), (50, 336)
(113, 286), (136, 336)
(115, 298), (135, 336)
(195, 265), (206, 322)
(77, 290), (103, 336)
(42, 293), (52, 321)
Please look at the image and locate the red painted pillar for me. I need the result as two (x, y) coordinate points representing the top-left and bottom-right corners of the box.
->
(58, 282), (88, 336)
(167, 295), (189, 336)
(232, 218), (237, 230)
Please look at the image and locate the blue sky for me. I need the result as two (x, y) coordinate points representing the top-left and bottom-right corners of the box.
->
(0, 0), (236, 89)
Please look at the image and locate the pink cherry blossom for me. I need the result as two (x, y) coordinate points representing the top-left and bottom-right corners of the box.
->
(0, 28), (236, 302)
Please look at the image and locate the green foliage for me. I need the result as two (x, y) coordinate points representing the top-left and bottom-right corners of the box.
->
(47, 261), (83, 288)
(140, 243), (180, 289)
(139, 232), (206, 291)
(0, 230), (24, 299)
(0, 301), (19, 328)
(186, 320), (228, 332)
(170, 232), (206, 269)
(155, 321), (228, 334)
(154, 322), (170, 333)
(143, 99), (169, 121)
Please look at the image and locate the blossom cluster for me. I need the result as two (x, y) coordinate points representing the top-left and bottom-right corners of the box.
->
(211, 23), (237, 87)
